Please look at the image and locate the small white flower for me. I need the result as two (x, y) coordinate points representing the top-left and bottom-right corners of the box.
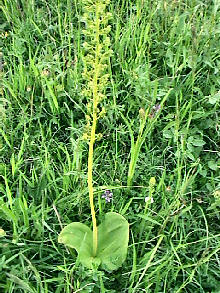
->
(145, 196), (154, 203)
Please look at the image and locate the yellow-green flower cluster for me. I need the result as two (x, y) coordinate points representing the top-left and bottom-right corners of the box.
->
(81, 0), (112, 140)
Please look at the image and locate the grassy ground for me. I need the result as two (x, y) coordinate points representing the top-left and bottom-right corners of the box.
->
(0, 0), (220, 292)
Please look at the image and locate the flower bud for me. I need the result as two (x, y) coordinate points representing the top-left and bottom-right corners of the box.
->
(149, 177), (156, 187)
(139, 108), (145, 120)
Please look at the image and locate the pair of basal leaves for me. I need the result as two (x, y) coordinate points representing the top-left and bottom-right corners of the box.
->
(58, 212), (129, 271)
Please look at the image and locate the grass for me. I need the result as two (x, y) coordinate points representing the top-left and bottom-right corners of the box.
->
(0, 0), (220, 292)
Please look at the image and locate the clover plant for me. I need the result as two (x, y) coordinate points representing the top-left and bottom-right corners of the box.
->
(58, 0), (129, 271)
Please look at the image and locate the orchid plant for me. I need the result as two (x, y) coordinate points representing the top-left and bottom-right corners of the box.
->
(58, 0), (129, 271)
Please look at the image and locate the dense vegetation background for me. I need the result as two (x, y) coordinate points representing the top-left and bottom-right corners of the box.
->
(0, 0), (219, 292)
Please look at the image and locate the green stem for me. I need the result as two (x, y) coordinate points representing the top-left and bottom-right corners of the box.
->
(127, 117), (146, 187)
(88, 114), (98, 256)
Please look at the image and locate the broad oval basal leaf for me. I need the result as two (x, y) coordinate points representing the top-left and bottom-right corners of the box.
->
(97, 212), (129, 271)
(58, 222), (99, 268)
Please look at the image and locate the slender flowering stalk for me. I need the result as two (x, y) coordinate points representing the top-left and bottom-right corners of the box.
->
(126, 87), (172, 187)
(81, 0), (112, 256)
